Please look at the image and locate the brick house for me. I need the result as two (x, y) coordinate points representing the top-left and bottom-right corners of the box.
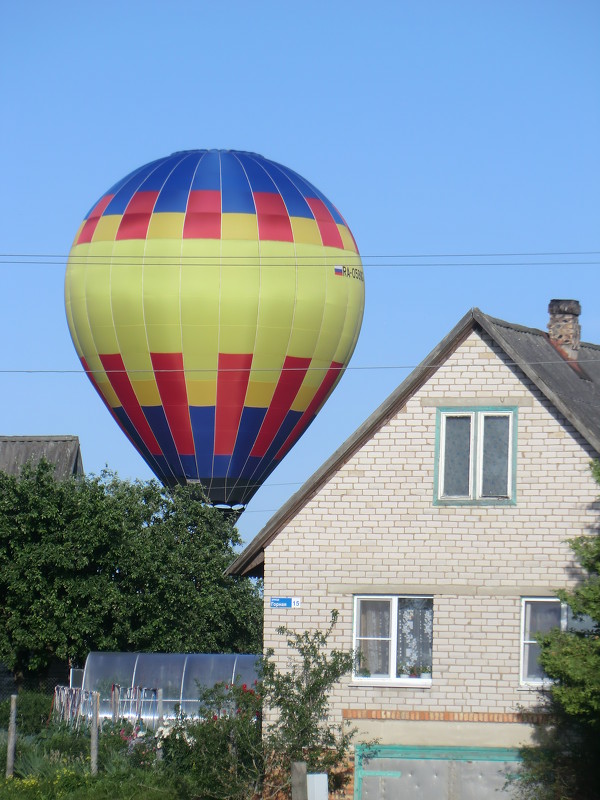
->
(228, 300), (600, 799)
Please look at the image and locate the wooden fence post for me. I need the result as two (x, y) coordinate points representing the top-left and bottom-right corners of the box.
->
(90, 691), (99, 776)
(291, 761), (308, 800)
(5, 694), (17, 779)
(155, 688), (164, 761)
(157, 688), (163, 727)
(111, 685), (117, 724)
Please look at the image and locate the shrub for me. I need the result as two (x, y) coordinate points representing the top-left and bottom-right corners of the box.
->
(262, 610), (359, 797)
(0, 770), (185, 800)
(0, 692), (53, 735)
(157, 612), (361, 798)
(161, 680), (263, 800)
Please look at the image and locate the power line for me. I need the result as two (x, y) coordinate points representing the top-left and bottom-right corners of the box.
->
(1, 250), (599, 258)
(0, 250), (599, 269)
(6, 359), (600, 414)
(10, 260), (600, 267)
(2, 357), (600, 375)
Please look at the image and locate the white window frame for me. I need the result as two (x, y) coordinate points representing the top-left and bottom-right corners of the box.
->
(437, 409), (515, 502)
(352, 595), (433, 687)
(520, 597), (564, 686)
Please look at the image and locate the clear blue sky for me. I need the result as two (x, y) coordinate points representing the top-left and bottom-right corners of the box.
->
(1, 1), (598, 543)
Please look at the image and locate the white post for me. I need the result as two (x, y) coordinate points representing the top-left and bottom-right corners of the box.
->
(307, 773), (329, 800)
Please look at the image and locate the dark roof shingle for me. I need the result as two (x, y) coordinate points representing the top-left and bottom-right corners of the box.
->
(0, 436), (84, 480)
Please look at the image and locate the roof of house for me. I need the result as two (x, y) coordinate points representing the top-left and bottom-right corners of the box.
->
(227, 307), (600, 578)
(0, 435), (84, 479)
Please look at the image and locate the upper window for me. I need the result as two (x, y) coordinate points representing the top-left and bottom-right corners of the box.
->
(353, 595), (433, 684)
(435, 408), (517, 504)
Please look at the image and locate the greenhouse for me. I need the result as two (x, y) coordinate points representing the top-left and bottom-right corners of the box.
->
(77, 652), (260, 725)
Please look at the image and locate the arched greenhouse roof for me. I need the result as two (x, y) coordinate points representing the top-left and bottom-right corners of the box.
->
(82, 652), (260, 721)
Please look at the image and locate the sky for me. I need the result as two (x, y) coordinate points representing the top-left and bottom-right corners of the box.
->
(1, 1), (599, 545)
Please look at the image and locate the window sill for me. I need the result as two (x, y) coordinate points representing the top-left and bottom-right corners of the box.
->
(434, 497), (515, 507)
(518, 682), (552, 691)
(352, 678), (432, 689)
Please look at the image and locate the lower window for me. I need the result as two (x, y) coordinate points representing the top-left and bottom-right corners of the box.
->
(521, 598), (562, 684)
(354, 595), (433, 683)
(520, 597), (595, 684)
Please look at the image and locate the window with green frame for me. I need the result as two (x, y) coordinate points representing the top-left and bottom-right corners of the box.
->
(435, 407), (517, 504)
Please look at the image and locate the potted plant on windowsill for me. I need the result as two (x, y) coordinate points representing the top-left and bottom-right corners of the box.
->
(398, 663), (431, 679)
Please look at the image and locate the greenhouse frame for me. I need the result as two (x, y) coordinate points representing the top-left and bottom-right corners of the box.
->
(75, 652), (260, 725)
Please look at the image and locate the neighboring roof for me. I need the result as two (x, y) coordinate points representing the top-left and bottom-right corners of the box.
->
(228, 307), (600, 578)
(0, 436), (84, 479)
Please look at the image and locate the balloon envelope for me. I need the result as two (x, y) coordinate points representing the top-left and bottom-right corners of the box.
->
(65, 150), (364, 505)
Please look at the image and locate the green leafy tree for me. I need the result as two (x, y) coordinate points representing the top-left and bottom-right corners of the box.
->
(0, 461), (262, 685)
(515, 462), (600, 800)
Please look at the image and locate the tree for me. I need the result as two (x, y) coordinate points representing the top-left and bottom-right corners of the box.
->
(0, 461), (262, 685)
(514, 462), (600, 799)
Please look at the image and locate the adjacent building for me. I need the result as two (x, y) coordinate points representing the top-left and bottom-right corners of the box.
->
(0, 435), (84, 696)
(0, 435), (84, 479)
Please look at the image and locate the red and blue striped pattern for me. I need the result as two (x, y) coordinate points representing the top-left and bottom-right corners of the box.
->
(76, 150), (357, 251)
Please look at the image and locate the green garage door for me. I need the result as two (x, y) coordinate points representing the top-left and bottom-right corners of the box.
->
(355, 745), (520, 800)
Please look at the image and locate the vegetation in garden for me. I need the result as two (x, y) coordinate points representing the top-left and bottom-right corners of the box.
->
(0, 718), (192, 799)
(0, 613), (363, 799)
(512, 462), (600, 800)
(0, 693), (53, 736)
(261, 611), (358, 795)
(0, 461), (263, 687)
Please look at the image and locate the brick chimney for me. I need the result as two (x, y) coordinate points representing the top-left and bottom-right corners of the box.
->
(547, 299), (581, 361)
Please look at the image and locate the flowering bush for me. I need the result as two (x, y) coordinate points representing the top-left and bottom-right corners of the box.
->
(160, 680), (263, 800)
(159, 612), (361, 799)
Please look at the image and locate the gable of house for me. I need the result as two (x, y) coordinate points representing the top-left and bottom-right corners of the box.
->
(229, 304), (600, 578)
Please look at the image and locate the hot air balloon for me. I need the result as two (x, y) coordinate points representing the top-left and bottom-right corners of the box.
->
(65, 150), (364, 506)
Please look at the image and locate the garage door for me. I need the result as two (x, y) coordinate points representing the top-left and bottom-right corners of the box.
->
(354, 745), (520, 800)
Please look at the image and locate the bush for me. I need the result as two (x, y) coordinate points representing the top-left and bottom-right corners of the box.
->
(161, 680), (262, 800)
(159, 611), (361, 798)
(0, 769), (186, 800)
(0, 719), (184, 799)
(262, 611), (359, 797)
(0, 692), (52, 735)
